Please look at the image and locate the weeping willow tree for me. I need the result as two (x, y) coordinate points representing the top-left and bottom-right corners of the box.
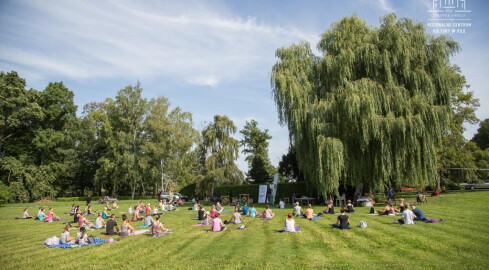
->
(271, 14), (464, 197)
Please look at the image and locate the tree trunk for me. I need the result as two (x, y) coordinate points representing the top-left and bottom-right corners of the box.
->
(140, 177), (145, 196)
(131, 184), (136, 200)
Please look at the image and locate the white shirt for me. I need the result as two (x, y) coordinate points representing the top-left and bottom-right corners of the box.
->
(293, 205), (302, 216)
(403, 209), (415, 225)
(128, 207), (133, 215)
(279, 201), (285, 209)
(60, 231), (69, 243)
(95, 217), (104, 229)
(285, 219), (296, 232)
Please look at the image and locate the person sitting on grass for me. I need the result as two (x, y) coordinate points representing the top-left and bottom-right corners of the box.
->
(120, 214), (135, 236)
(216, 202), (224, 214)
(229, 207), (243, 224)
(209, 205), (217, 218)
(280, 213), (301, 232)
(95, 213), (106, 229)
(323, 200), (335, 214)
(112, 201), (119, 209)
(22, 208), (32, 219)
(60, 224), (75, 244)
(78, 212), (94, 228)
(377, 202), (394, 215)
(145, 203), (151, 214)
(346, 200), (355, 213)
(70, 204), (76, 215)
(102, 206), (109, 219)
(86, 204), (94, 216)
(293, 202), (303, 217)
(248, 204), (257, 217)
(144, 213), (154, 227)
(128, 205), (133, 215)
(211, 212), (226, 232)
(37, 207), (46, 221)
(153, 205), (162, 216)
(152, 215), (169, 237)
(192, 202), (199, 211)
(106, 214), (119, 235)
(304, 204), (322, 220)
(397, 203), (415, 225)
(235, 201), (242, 212)
(395, 199), (406, 213)
(76, 226), (89, 246)
(198, 205), (208, 221)
(44, 207), (61, 222)
(262, 205), (275, 219)
(105, 201), (112, 211)
(242, 202), (249, 216)
(132, 206), (143, 221)
(74, 208), (81, 223)
(411, 204), (429, 222)
(332, 208), (351, 229)
(278, 199), (285, 209)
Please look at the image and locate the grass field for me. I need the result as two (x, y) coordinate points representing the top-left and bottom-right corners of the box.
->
(0, 192), (488, 270)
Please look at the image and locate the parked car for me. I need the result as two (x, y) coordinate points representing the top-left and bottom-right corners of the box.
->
(158, 192), (188, 201)
(464, 180), (489, 190)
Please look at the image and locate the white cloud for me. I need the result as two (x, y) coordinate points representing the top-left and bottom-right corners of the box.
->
(378, 0), (395, 12)
(0, 0), (318, 86)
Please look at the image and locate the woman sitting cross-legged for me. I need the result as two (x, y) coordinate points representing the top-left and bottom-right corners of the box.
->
(228, 207), (243, 224)
(95, 213), (106, 229)
(152, 215), (169, 237)
(323, 200), (335, 214)
(261, 205), (275, 219)
(378, 202), (395, 215)
(332, 208), (351, 229)
(132, 206), (143, 221)
(279, 213), (301, 232)
(120, 214), (135, 236)
(304, 204), (322, 220)
(78, 212), (94, 228)
(60, 224), (76, 244)
(22, 208), (32, 219)
(345, 200), (355, 213)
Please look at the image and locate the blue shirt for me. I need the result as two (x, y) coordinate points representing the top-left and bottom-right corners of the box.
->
(249, 208), (256, 217)
(412, 208), (426, 220)
(242, 205), (249, 215)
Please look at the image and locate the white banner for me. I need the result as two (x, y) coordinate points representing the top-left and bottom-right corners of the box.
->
(271, 173), (279, 202)
(258, 185), (268, 203)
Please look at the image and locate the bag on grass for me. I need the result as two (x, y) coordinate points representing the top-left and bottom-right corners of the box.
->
(369, 207), (375, 214)
(87, 236), (95, 244)
(357, 220), (367, 228)
(44, 236), (60, 246)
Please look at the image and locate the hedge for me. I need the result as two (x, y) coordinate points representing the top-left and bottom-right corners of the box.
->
(56, 195), (156, 202)
(179, 182), (312, 203)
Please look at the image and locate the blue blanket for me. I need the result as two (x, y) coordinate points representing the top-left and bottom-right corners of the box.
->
(46, 238), (109, 249)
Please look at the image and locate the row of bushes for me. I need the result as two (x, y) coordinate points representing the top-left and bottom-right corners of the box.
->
(56, 195), (157, 202)
(180, 182), (312, 203)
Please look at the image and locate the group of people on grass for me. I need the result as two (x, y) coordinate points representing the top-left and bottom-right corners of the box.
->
(25, 194), (438, 247)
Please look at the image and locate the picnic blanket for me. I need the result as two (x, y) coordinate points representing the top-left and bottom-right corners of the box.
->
(45, 237), (109, 249)
(138, 224), (151, 228)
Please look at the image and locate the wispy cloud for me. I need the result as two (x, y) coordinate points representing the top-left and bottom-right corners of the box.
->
(377, 0), (395, 13)
(0, 0), (318, 87)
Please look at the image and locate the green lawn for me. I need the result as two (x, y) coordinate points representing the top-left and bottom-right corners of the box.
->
(1, 192), (488, 270)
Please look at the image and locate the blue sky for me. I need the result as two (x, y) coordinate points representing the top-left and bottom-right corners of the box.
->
(1, 0), (488, 172)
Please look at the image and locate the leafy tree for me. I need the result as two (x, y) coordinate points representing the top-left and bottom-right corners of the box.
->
(278, 145), (304, 182)
(472, 119), (489, 150)
(197, 115), (243, 195)
(271, 14), (462, 197)
(240, 119), (274, 183)
(142, 97), (199, 194)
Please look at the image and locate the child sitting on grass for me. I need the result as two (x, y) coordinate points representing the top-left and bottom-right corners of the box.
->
(229, 207), (243, 224)
(332, 208), (350, 229)
(60, 224), (76, 244)
(76, 227), (89, 246)
(211, 213), (226, 232)
(346, 200), (355, 213)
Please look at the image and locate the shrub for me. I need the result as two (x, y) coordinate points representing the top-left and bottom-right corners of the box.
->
(0, 182), (9, 206)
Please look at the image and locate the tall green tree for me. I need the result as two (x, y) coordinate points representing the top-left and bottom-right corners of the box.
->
(240, 119), (274, 183)
(472, 119), (489, 150)
(271, 14), (461, 197)
(197, 115), (243, 195)
(142, 97), (199, 194)
(278, 145), (304, 182)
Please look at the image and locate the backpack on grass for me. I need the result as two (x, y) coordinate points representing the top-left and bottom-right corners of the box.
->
(357, 220), (367, 228)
